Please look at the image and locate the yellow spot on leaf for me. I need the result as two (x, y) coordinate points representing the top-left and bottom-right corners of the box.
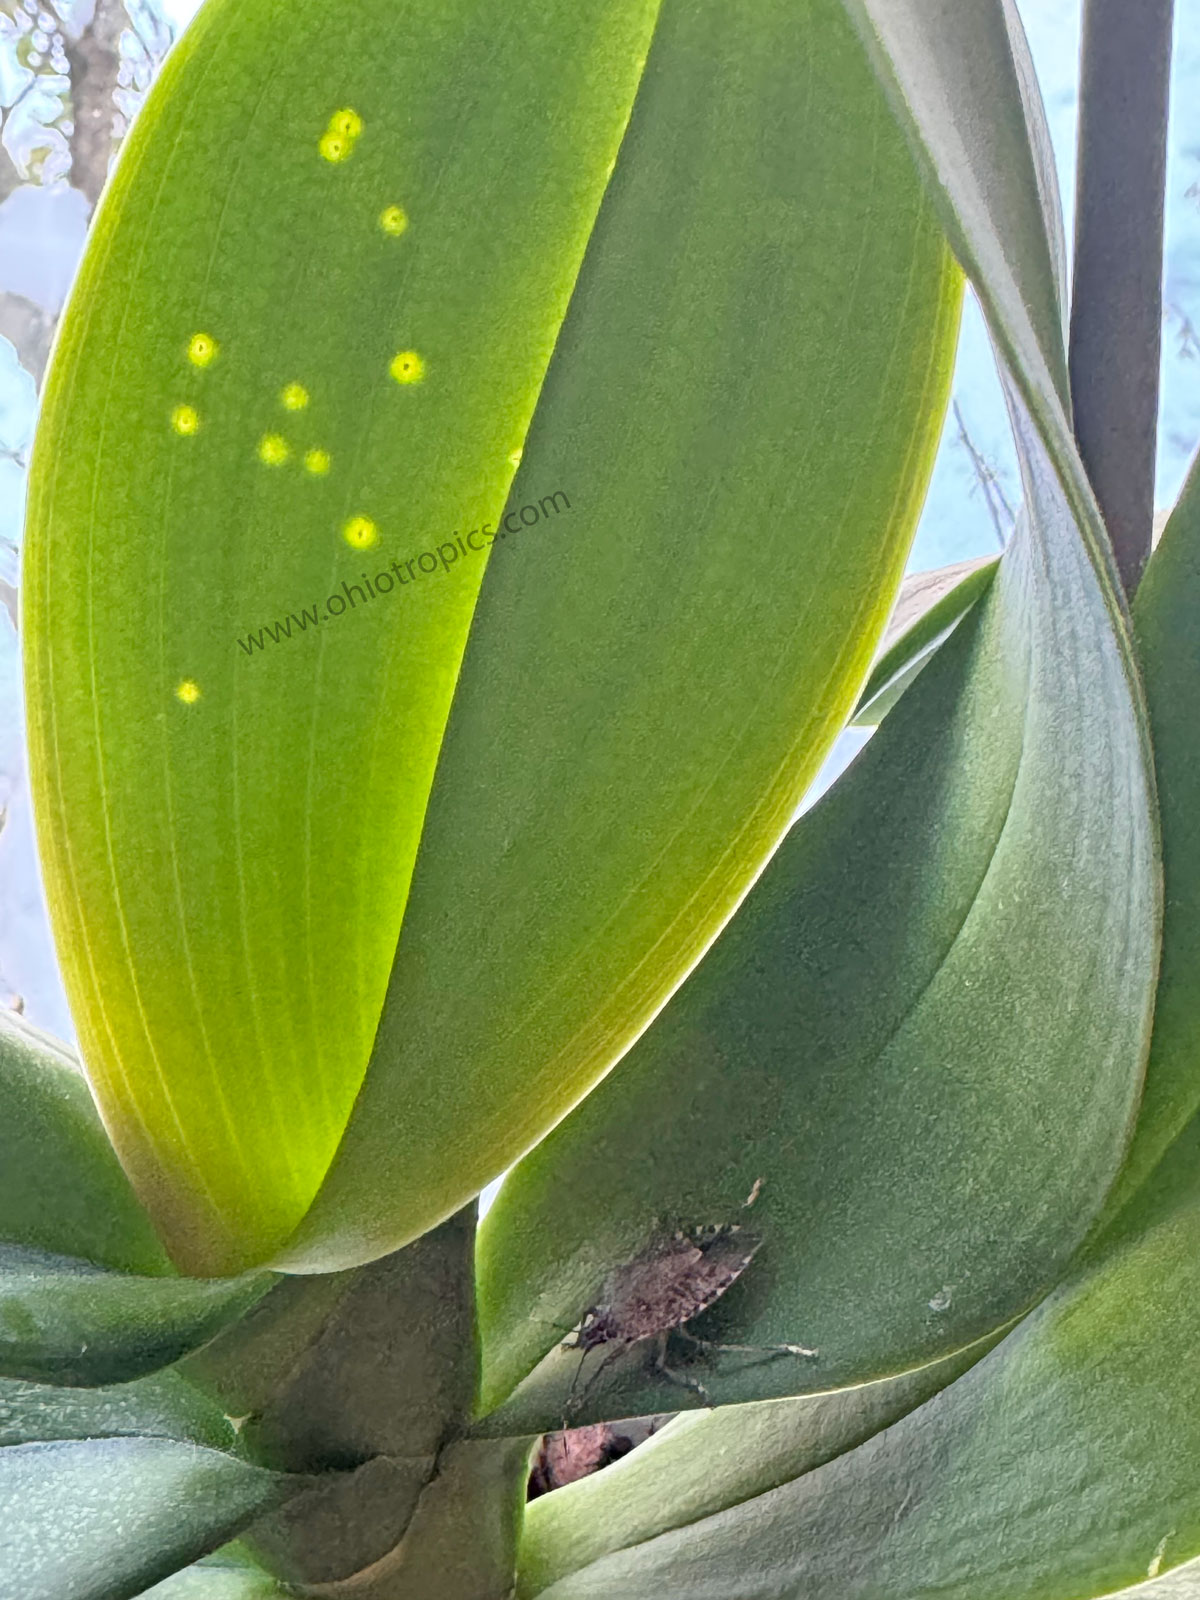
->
(379, 204), (408, 236)
(187, 332), (218, 368)
(258, 434), (290, 466)
(331, 108), (363, 139)
(320, 107), (363, 163)
(280, 383), (309, 411)
(176, 680), (201, 704)
(171, 404), (199, 436)
(342, 515), (378, 550)
(508, 448), (523, 466)
(389, 350), (425, 385)
(304, 448), (331, 476)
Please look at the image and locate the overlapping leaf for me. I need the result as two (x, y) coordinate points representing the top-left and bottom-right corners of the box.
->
(852, 556), (997, 724)
(0, 1366), (239, 1450)
(1118, 451), (1200, 1204)
(0, 1244), (269, 1386)
(474, 0), (1155, 1434)
(515, 1337), (997, 1597)
(522, 1109), (1200, 1599)
(0, 1437), (297, 1600)
(0, 1010), (168, 1274)
(279, 0), (959, 1274)
(23, 0), (666, 1274)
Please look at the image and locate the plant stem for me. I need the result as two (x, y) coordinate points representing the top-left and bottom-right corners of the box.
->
(1068, 0), (1174, 597)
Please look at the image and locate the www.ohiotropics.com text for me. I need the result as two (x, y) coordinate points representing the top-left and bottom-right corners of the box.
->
(236, 487), (573, 657)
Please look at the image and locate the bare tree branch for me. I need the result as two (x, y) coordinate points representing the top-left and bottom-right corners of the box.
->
(953, 400), (1014, 550)
(0, 289), (56, 384)
(63, 0), (129, 207)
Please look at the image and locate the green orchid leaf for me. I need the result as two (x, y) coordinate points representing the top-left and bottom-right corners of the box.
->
(1117, 450), (1200, 1206)
(840, 0), (1128, 628)
(0, 1010), (169, 1275)
(852, 556), (997, 725)
(23, 0), (666, 1275)
(519, 1107), (1200, 1600)
(139, 1567), (285, 1600)
(0, 1437), (297, 1600)
(474, 358), (1157, 1428)
(0, 1366), (239, 1450)
(841, 0), (1069, 418)
(0, 1246), (270, 1386)
(278, 0), (959, 1274)
(515, 1336), (999, 1597)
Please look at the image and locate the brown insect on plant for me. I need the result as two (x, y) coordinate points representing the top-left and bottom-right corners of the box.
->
(562, 1181), (818, 1411)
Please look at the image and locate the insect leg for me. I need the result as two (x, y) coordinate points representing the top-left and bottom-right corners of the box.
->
(565, 1340), (634, 1422)
(650, 1331), (712, 1404)
(675, 1327), (819, 1360)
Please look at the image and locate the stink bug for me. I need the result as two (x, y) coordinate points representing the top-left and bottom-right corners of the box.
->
(562, 1185), (817, 1409)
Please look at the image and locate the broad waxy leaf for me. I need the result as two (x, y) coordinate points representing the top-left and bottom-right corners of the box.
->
(476, 387), (1156, 1426)
(141, 1568), (285, 1600)
(524, 1110), (1200, 1600)
(475, 0), (1156, 1428)
(140, 1564), (285, 1600)
(515, 1338), (997, 1597)
(0, 1437), (296, 1600)
(0, 1244), (269, 1386)
(0, 1010), (169, 1275)
(23, 0), (666, 1274)
(0, 1366), (240, 1450)
(1120, 451), (1200, 1204)
(279, 0), (960, 1273)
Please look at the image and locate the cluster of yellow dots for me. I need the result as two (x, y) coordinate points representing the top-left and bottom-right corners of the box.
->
(255, 383), (332, 474)
(171, 106), (436, 705)
(319, 107), (363, 164)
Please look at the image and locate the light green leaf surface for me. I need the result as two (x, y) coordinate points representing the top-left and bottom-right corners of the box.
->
(279, 0), (959, 1273)
(525, 1109), (1200, 1600)
(1119, 452), (1200, 1204)
(0, 1366), (238, 1449)
(0, 1246), (269, 1386)
(852, 556), (997, 724)
(140, 1567), (285, 1600)
(476, 358), (1156, 1427)
(0, 1437), (296, 1600)
(516, 1337), (997, 1597)
(23, 0), (665, 1274)
(0, 1010), (169, 1274)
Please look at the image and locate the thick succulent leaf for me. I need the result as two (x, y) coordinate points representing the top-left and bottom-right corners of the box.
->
(323, 1438), (537, 1600)
(515, 1337), (998, 1597)
(140, 1567), (285, 1600)
(0, 1010), (169, 1275)
(1119, 451), (1200, 1204)
(23, 0), (665, 1274)
(841, 0), (1068, 416)
(0, 1367), (239, 1449)
(840, 0), (1127, 625)
(140, 1564), (286, 1600)
(852, 556), (997, 724)
(0, 1437), (297, 1600)
(279, 0), (960, 1273)
(523, 1108), (1200, 1600)
(475, 368), (1157, 1428)
(0, 1245), (269, 1386)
